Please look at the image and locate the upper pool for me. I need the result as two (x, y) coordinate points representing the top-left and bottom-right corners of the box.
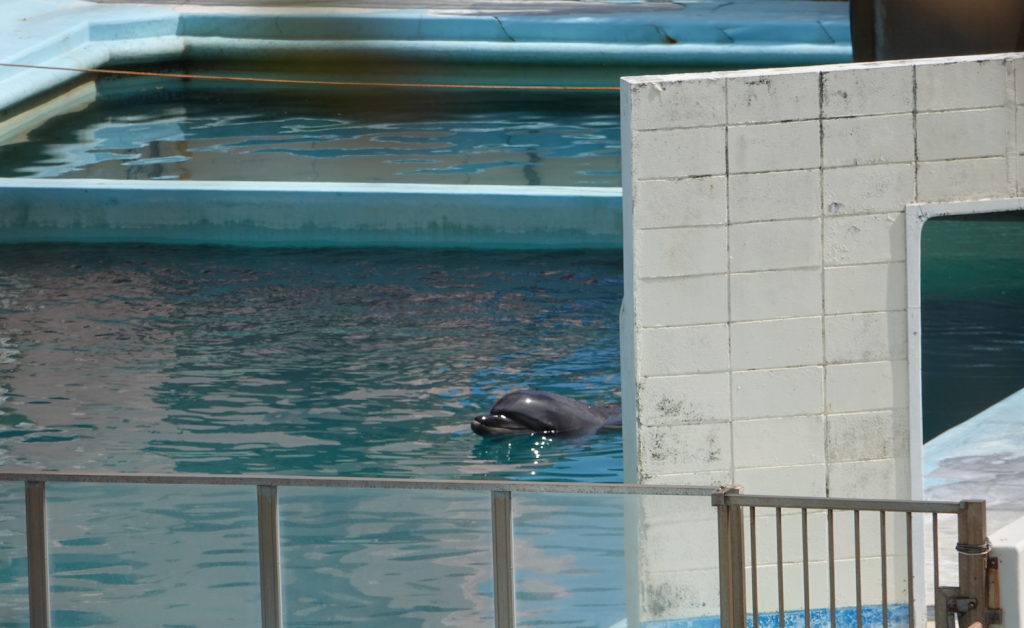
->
(0, 75), (621, 187)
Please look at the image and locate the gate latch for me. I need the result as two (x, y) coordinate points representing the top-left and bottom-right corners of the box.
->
(938, 586), (977, 628)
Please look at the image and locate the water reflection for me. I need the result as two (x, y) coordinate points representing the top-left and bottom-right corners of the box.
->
(0, 80), (621, 187)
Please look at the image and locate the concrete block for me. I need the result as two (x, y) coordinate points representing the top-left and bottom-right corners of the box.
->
(825, 360), (910, 414)
(827, 458), (897, 499)
(730, 316), (823, 371)
(727, 71), (819, 125)
(917, 157), (1014, 203)
(732, 415), (826, 468)
(732, 366), (824, 419)
(748, 509), (831, 564)
(917, 108), (1010, 161)
(642, 469), (733, 488)
(637, 372), (732, 426)
(823, 213), (906, 266)
(631, 78), (727, 131)
(633, 176), (728, 229)
(991, 514), (1024, 628)
(637, 567), (721, 621)
(734, 463), (826, 497)
(823, 164), (916, 216)
(641, 516), (720, 573)
(636, 226), (728, 278)
(728, 170), (821, 223)
(823, 114), (915, 168)
(823, 263), (907, 315)
(727, 121), (820, 174)
(916, 57), (1009, 112)
(822, 64), (914, 118)
(1017, 57), (1024, 105)
(827, 409), (909, 463)
(730, 219), (821, 273)
(638, 324), (730, 377)
(637, 422), (731, 476)
(637, 274), (729, 328)
(632, 127), (726, 180)
(825, 311), (908, 364)
(730, 269), (822, 322)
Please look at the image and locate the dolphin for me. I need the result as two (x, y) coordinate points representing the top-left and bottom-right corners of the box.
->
(471, 390), (622, 437)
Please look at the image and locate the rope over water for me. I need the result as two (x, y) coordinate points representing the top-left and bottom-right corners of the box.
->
(0, 62), (620, 91)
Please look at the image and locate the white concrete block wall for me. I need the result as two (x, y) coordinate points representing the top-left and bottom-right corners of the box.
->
(621, 52), (1024, 623)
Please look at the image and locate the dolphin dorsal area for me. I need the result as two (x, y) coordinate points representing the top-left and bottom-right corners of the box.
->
(471, 390), (621, 437)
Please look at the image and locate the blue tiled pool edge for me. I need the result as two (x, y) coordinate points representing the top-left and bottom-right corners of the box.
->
(0, 179), (623, 248)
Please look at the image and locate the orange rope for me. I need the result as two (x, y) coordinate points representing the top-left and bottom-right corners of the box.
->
(0, 62), (619, 91)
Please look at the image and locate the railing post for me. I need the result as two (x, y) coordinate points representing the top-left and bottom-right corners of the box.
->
(25, 480), (50, 628)
(257, 485), (283, 628)
(714, 486), (746, 628)
(956, 500), (988, 627)
(490, 490), (515, 628)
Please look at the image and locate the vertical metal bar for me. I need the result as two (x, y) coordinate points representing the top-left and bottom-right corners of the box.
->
(25, 481), (49, 628)
(777, 507), (784, 628)
(257, 485), (282, 628)
(957, 500), (988, 627)
(717, 489), (747, 628)
(855, 510), (862, 628)
(729, 503), (747, 628)
(491, 490), (516, 628)
(880, 511), (888, 628)
(802, 509), (810, 628)
(932, 512), (939, 611)
(906, 512), (915, 628)
(751, 507), (759, 628)
(828, 509), (836, 628)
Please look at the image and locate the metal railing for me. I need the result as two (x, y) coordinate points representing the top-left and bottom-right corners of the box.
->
(713, 488), (999, 628)
(0, 471), (998, 628)
(0, 471), (719, 628)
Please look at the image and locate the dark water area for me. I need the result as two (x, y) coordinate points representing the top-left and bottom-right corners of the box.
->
(0, 78), (621, 187)
(921, 213), (1024, 442)
(0, 244), (623, 481)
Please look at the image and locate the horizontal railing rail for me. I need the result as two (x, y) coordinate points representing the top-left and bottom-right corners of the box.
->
(0, 471), (718, 495)
(0, 470), (720, 628)
(714, 492), (962, 514)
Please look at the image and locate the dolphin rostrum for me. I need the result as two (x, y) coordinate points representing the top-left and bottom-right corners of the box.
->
(471, 390), (622, 437)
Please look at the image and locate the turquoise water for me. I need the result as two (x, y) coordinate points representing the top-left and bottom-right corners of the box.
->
(0, 79), (621, 187)
(0, 244), (626, 627)
(921, 213), (1024, 442)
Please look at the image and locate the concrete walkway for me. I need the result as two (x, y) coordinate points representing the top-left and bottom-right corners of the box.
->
(924, 387), (1024, 595)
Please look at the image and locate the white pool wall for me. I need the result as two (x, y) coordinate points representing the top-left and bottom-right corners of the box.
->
(621, 52), (1024, 624)
(0, 179), (623, 248)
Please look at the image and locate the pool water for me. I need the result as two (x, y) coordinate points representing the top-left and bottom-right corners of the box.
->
(921, 213), (1024, 442)
(0, 244), (626, 627)
(0, 78), (621, 187)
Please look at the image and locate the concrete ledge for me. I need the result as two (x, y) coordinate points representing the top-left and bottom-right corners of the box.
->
(993, 515), (1024, 628)
(0, 179), (623, 248)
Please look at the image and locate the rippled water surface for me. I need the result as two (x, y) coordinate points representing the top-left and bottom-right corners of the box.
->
(0, 244), (625, 627)
(0, 80), (621, 187)
(922, 214), (1024, 442)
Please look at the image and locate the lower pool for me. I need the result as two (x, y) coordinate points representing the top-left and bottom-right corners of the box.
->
(0, 243), (625, 628)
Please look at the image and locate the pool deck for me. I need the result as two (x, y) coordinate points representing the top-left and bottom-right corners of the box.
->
(924, 386), (1024, 591)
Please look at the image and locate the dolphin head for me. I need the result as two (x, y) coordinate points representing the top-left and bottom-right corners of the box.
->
(471, 390), (606, 437)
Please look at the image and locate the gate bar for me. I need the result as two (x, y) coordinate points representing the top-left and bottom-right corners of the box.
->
(257, 485), (283, 628)
(491, 490), (515, 628)
(25, 481), (50, 628)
